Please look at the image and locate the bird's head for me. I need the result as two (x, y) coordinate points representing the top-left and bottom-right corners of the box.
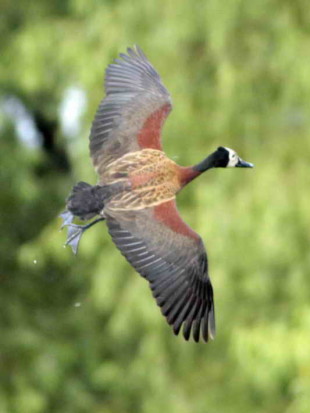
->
(212, 146), (254, 168)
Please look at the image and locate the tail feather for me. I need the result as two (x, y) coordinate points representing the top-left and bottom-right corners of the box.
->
(67, 182), (105, 220)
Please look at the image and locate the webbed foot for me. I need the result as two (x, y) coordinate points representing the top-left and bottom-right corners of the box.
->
(60, 210), (74, 228)
(65, 224), (85, 255)
(60, 211), (105, 255)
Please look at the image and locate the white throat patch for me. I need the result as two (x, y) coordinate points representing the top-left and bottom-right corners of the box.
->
(225, 147), (239, 167)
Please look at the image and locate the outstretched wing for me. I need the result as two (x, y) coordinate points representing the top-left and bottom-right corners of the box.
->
(105, 200), (215, 343)
(90, 46), (172, 176)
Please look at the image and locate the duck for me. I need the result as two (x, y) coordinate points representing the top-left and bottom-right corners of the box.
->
(60, 46), (253, 343)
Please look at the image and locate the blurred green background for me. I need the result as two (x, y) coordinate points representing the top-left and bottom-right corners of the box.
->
(1, 0), (310, 412)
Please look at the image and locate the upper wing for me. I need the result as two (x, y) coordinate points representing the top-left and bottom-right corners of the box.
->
(105, 200), (215, 343)
(90, 46), (172, 176)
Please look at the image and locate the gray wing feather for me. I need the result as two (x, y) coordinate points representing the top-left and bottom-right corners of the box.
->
(105, 207), (215, 343)
(90, 46), (172, 175)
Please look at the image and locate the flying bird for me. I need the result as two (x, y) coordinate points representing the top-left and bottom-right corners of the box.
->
(60, 46), (253, 343)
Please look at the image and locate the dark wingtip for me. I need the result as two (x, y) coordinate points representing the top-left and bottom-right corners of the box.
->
(135, 44), (145, 57)
(172, 322), (182, 337)
(205, 305), (216, 342)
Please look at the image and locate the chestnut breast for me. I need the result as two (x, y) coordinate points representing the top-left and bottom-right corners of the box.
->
(100, 149), (181, 211)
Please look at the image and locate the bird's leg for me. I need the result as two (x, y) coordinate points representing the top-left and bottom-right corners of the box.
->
(60, 211), (105, 255)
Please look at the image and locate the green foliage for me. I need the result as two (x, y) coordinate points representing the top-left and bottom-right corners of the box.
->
(1, 0), (310, 412)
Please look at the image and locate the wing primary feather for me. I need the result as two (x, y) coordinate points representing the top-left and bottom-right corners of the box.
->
(122, 245), (146, 254)
(172, 294), (197, 337)
(160, 283), (189, 316)
(150, 266), (184, 292)
(192, 303), (205, 343)
(151, 271), (184, 301)
(207, 303), (216, 340)
(155, 278), (186, 306)
(139, 260), (169, 279)
(136, 256), (163, 271)
(167, 288), (193, 327)
(201, 305), (210, 342)
(133, 254), (156, 266)
(182, 298), (202, 341)
(171, 291), (194, 336)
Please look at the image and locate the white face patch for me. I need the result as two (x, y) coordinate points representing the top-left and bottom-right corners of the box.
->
(225, 147), (239, 167)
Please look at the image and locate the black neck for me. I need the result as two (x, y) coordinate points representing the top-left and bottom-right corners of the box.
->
(193, 153), (216, 173)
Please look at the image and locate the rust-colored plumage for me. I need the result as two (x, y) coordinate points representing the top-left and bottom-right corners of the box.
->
(61, 46), (253, 343)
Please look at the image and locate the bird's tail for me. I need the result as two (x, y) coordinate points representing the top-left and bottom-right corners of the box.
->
(66, 181), (106, 220)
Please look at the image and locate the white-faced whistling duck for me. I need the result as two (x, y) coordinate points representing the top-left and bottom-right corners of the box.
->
(60, 46), (254, 343)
